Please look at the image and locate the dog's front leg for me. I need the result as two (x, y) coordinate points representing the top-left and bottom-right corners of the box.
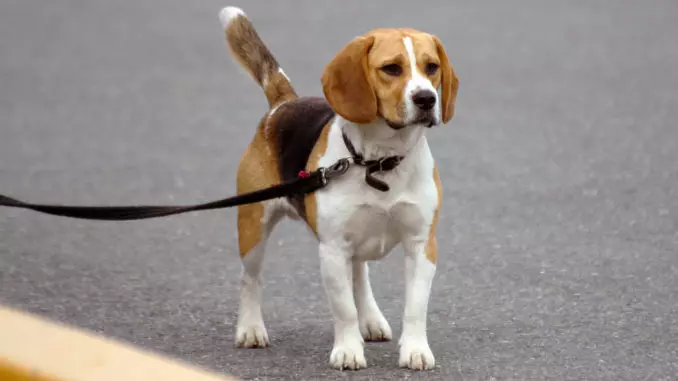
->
(399, 236), (437, 370)
(319, 242), (366, 370)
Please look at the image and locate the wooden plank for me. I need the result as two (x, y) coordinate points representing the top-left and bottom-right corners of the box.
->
(0, 306), (239, 381)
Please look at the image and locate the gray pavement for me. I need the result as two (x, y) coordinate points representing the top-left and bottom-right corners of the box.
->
(1, 0), (677, 380)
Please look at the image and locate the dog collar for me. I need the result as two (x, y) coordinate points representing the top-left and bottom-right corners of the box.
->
(341, 131), (404, 192)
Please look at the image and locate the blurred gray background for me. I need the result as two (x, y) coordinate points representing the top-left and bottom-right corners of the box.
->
(1, 0), (677, 380)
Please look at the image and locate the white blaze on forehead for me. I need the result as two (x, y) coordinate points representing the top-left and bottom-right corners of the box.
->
(402, 36), (439, 123)
(403, 37), (421, 79)
(403, 36), (434, 88)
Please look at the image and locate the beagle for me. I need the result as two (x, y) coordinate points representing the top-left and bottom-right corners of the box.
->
(219, 6), (458, 371)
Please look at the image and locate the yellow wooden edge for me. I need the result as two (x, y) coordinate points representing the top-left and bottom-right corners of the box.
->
(0, 306), (240, 381)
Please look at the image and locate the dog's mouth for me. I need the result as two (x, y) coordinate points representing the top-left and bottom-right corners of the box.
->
(386, 116), (436, 130)
(386, 119), (408, 130)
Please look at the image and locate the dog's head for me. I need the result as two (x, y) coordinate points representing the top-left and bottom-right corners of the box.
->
(321, 28), (459, 129)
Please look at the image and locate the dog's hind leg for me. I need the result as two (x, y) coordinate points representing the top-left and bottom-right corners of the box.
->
(235, 199), (283, 348)
(353, 261), (393, 342)
(234, 134), (283, 348)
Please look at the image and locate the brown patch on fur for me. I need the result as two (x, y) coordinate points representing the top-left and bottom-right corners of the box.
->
(303, 122), (332, 236)
(425, 165), (443, 264)
(432, 37), (459, 123)
(236, 117), (280, 257)
(236, 99), (334, 252)
(225, 12), (296, 107)
(321, 35), (377, 124)
(267, 97), (335, 218)
(268, 98), (335, 183)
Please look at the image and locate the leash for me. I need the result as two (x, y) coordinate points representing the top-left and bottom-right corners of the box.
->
(0, 159), (350, 221)
(0, 131), (405, 221)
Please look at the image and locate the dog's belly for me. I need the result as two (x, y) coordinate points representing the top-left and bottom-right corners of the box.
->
(344, 204), (400, 261)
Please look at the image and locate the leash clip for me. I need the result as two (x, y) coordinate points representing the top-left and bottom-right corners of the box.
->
(319, 158), (351, 186)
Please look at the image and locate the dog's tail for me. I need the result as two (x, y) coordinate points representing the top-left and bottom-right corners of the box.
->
(219, 6), (297, 108)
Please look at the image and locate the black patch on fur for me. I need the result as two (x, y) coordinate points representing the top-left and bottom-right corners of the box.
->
(274, 96), (335, 215)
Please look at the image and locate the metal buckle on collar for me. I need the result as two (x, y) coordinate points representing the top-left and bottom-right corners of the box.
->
(352, 156), (366, 166)
(376, 157), (387, 172)
(375, 156), (403, 172)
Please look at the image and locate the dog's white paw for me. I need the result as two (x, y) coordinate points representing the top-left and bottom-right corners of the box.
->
(359, 313), (392, 342)
(235, 323), (269, 348)
(399, 339), (435, 370)
(329, 341), (367, 370)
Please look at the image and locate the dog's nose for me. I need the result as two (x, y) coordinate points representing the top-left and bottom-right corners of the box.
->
(412, 90), (436, 110)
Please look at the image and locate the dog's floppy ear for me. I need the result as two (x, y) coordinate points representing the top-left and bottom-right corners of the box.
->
(433, 36), (459, 124)
(321, 35), (377, 124)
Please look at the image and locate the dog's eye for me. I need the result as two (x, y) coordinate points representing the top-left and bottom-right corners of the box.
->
(425, 63), (439, 75)
(380, 64), (402, 77)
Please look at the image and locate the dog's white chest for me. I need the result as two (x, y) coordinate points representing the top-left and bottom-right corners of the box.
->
(314, 119), (438, 261)
(341, 196), (431, 260)
(343, 202), (399, 261)
(318, 162), (435, 260)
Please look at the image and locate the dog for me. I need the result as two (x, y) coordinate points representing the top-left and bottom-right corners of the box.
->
(218, 6), (459, 371)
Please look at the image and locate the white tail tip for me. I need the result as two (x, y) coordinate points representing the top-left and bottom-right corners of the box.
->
(219, 6), (246, 29)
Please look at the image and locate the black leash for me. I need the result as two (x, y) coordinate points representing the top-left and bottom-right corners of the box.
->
(0, 159), (350, 221)
(0, 131), (405, 221)
(341, 132), (404, 192)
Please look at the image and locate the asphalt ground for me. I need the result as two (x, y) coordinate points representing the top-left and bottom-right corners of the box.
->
(1, 1), (677, 380)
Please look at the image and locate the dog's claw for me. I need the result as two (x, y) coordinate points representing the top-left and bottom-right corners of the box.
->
(329, 342), (367, 370)
(235, 324), (270, 348)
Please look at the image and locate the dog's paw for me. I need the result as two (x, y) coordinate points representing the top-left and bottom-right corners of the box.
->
(329, 342), (367, 370)
(235, 323), (269, 348)
(399, 339), (435, 370)
(359, 313), (392, 342)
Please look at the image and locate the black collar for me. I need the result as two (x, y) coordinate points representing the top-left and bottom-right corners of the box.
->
(341, 131), (404, 192)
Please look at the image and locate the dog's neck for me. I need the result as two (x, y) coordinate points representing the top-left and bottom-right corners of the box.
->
(339, 116), (427, 161)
